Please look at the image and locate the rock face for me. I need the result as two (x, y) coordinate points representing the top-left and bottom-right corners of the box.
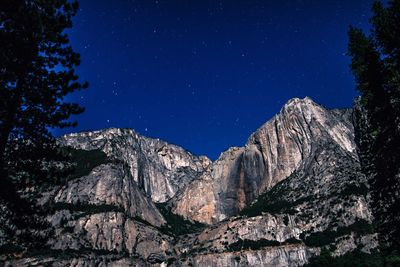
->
(52, 163), (166, 227)
(191, 245), (313, 267)
(49, 211), (174, 258)
(3, 97), (378, 266)
(173, 97), (358, 224)
(59, 128), (211, 203)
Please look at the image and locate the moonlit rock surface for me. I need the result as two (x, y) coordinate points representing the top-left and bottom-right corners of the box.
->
(173, 97), (359, 224)
(4, 97), (377, 266)
(59, 128), (211, 203)
(53, 163), (166, 227)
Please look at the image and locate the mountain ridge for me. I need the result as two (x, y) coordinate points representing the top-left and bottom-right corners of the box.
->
(3, 97), (377, 266)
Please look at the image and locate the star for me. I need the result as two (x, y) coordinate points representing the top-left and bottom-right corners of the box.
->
(62, 0), (370, 161)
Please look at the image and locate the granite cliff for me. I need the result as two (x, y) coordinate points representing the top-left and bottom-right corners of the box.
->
(172, 97), (357, 224)
(3, 97), (377, 266)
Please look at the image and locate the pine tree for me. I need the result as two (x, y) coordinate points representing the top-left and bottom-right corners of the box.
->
(0, 0), (87, 192)
(0, 0), (87, 252)
(348, 0), (400, 255)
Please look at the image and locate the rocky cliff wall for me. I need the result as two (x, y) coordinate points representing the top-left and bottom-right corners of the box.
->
(3, 97), (377, 267)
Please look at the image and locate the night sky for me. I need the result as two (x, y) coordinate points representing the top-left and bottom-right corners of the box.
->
(59, 0), (374, 160)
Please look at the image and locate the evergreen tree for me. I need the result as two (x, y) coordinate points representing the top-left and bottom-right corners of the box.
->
(348, 0), (400, 255)
(0, 0), (87, 193)
(0, 0), (87, 252)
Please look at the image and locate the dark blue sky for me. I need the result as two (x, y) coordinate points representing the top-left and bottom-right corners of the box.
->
(60, 0), (374, 160)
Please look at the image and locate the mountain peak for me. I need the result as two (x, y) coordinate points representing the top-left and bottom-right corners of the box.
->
(282, 96), (318, 110)
(16, 97), (375, 266)
(62, 127), (138, 141)
(173, 97), (358, 224)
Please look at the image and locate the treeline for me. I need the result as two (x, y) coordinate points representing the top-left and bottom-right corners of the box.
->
(348, 0), (400, 257)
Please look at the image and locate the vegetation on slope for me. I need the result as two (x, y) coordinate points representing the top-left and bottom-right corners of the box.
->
(51, 202), (123, 216)
(156, 203), (205, 236)
(305, 248), (400, 267)
(227, 237), (301, 252)
(61, 147), (109, 182)
(239, 174), (300, 217)
(300, 219), (375, 247)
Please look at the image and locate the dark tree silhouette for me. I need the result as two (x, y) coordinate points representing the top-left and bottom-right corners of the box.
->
(349, 0), (400, 255)
(0, 0), (87, 253)
(0, 0), (87, 195)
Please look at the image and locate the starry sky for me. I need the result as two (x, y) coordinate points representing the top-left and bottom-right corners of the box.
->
(59, 0), (374, 160)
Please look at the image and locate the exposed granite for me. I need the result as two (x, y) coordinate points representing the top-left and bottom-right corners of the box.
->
(2, 97), (378, 267)
(59, 128), (211, 203)
(173, 97), (359, 224)
(52, 163), (165, 227)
